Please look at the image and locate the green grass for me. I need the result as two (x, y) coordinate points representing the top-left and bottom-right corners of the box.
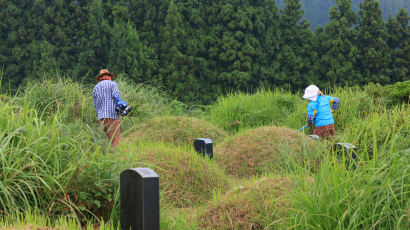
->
(0, 77), (409, 229)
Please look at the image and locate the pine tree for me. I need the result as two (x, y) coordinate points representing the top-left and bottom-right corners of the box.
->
(108, 21), (157, 83)
(75, 0), (111, 81)
(158, 1), (197, 102)
(31, 0), (75, 77)
(277, 0), (313, 88)
(386, 8), (409, 82)
(0, 0), (37, 87)
(356, 0), (391, 84)
(317, 0), (360, 85)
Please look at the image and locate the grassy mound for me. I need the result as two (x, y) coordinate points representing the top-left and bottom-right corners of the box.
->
(196, 176), (292, 230)
(121, 143), (231, 208)
(123, 116), (227, 146)
(214, 126), (321, 178)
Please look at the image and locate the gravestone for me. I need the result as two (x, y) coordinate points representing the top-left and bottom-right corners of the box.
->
(309, 135), (320, 141)
(120, 168), (159, 230)
(333, 143), (358, 170)
(194, 138), (213, 159)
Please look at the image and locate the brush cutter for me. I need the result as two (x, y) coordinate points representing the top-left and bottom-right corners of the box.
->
(297, 124), (309, 131)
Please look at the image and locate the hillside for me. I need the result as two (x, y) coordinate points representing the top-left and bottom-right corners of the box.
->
(0, 78), (409, 229)
(1, 0), (408, 104)
(277, 0), (410, 29)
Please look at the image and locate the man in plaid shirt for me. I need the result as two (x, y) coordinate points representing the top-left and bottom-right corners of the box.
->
(93, 69), (128, 146)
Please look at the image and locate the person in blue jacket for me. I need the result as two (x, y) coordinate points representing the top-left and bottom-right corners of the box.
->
(303, 85), (340, 139)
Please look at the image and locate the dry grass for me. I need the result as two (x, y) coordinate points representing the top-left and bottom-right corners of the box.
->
(214, 126), (320, 178)
(123, 116), (227, 146)
(197, 176), (292, 230)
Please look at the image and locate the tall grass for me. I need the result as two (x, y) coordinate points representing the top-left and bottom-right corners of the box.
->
(1, 76), (408, 229)
(290, 138), (409, 229)
(207, 88), (304, 132)
(0, 93), (127, 225)
(1, 211), (116, 229)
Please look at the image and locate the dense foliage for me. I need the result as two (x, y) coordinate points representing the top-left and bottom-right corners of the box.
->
(277, 0), (410, 29)
(1, 0), (409, 104)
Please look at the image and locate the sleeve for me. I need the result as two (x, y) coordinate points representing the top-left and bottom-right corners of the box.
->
(92, 89), (97, 109)
(112, 82), (128, 108)
(113, 92), (121, 104)
(331, 97), (340, 110)
(307, 102), (316, 125)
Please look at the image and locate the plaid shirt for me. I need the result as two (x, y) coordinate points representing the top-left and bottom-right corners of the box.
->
(93, 80), (120, 120)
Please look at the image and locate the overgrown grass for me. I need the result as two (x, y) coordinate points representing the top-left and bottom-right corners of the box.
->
(207, 89), (303, 132)
(0, 94), (127, 225)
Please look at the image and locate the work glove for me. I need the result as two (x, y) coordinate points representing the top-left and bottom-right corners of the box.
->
(331, 109), (335, 113)
(117, 100), (128, 108)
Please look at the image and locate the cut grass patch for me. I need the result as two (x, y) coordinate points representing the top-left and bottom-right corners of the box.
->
(123, 116), (227, 146)
(196, 176), (292, 230)
(214, 126), (323, 178)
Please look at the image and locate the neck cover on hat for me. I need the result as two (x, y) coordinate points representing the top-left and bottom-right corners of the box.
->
(303, 85), (320, 101)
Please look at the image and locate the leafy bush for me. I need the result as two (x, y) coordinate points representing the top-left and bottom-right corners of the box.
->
(384, 80), (410, 103)
(364, 80), (410, 104)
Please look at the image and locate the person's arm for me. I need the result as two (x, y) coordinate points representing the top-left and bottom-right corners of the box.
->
(112, 83), (128, 108)
(329, 97), (340, 112)
(93, 89), (97, 109)
(307, 102), (316, 125)
(113, 92), (128, 108)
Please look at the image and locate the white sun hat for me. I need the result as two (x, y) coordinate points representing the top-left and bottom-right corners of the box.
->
(303, 85), (320, 101)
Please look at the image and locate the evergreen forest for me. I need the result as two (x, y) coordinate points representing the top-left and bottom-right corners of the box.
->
(1, 0), (409, 104)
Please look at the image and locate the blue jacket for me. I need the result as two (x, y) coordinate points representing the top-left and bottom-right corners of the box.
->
(307, 95), (339, 127)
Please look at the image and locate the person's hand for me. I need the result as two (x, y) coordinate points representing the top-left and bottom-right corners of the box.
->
(331, 109), (335, 113)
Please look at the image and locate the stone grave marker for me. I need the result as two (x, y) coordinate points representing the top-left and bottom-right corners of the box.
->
(333, 143), (358, 170)
(120, 168), (159, 230)
(194, 138), (213, 159)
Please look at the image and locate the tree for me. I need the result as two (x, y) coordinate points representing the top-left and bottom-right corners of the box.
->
(356, 0), (391, 84)
(386, 8), (409, 82)
(277, 0), (314, 88)
(316, 0), (361, 85)
(158, 1), (197, 102)
(75, 0), (111, 82)
(108, 21), (157, 83)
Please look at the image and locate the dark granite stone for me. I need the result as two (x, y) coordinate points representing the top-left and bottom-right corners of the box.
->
(333, 143), (358, 170)
(120, 168), (159, 230)
(194, 138), (213, 159)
